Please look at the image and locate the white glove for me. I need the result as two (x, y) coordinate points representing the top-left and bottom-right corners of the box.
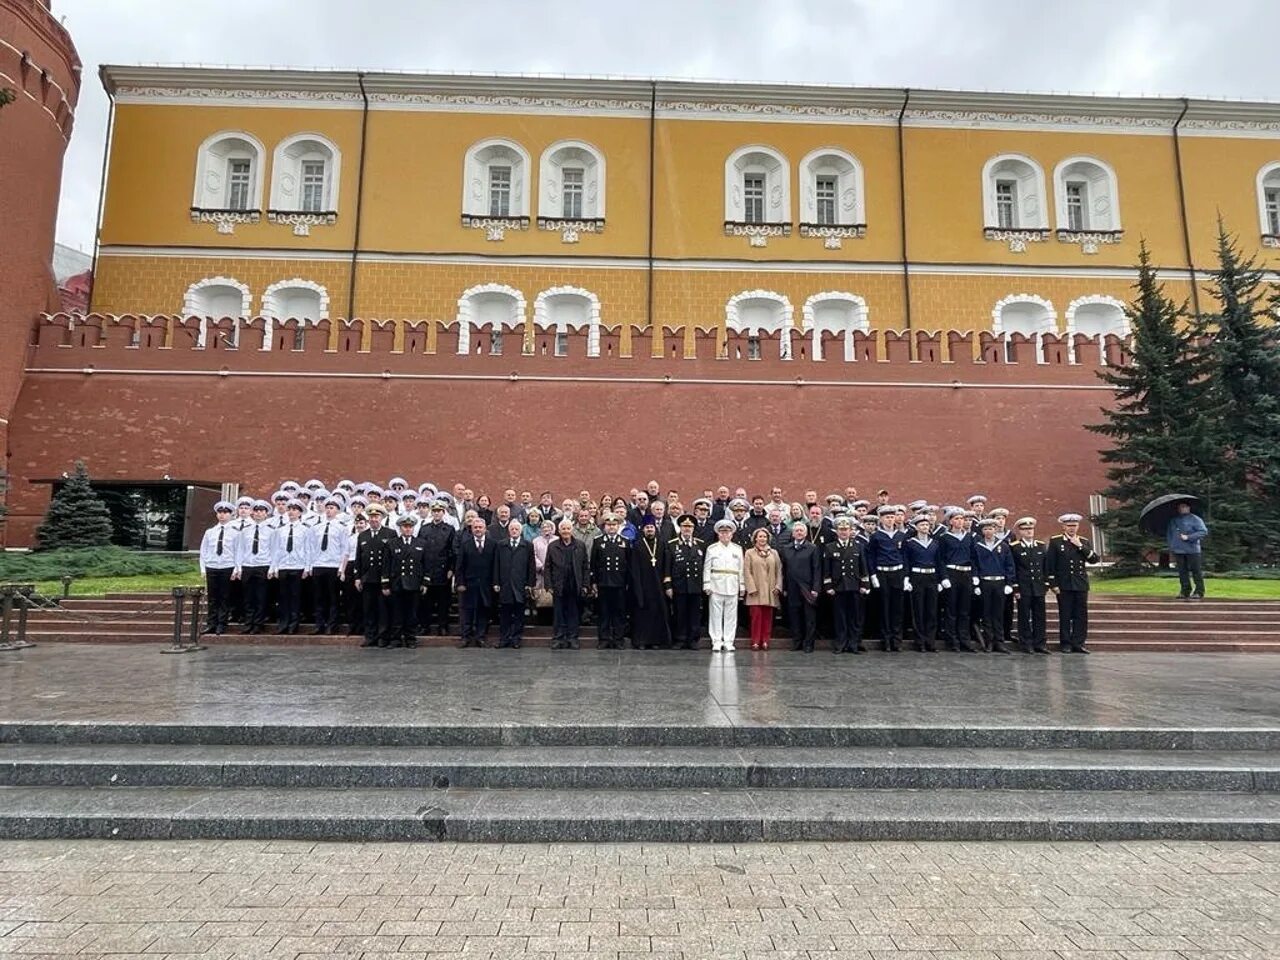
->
(937, 582), (946, 594)
(972, 576), (980, 587)
(940, 578), (952, 590)
(1003, 584), (1014, 595)
(903, 579), (913, 592)
(974, 587), (982, 596)
(870, 574), (880, 589)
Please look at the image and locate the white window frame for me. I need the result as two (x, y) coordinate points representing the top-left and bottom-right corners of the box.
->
(1053, 156), (1121, 232)
(488, 165), (513, 218)
(991, 294), (1057, 364)
(725, 290), (795, 359)
(802, 292), (870, 361)
(982, 154), (1048, 230)
(533, 286), (603, 358)
(260, 279), (330, 352)
(538, 139), (606, 221)
(456, 283), (527, 355)
(799, 148), (865, 227)
(725, 145), (790, 225)
(269, 133), (341, 214)
(183, 277), (252, 349)
(1256, 162), (1280, 239)
(192, 130), (266, 211)
(462, 139), (531, 218)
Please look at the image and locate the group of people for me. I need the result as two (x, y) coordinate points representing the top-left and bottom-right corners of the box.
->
(197, 478), (1103, 654)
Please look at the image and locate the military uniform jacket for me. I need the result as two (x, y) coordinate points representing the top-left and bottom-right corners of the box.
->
(902, 536), (940, 573)
(972, 539), (1016, 583)
(937, 531), (975, 574)
(591, 534), (630, 589)
(1045, 535), (1099, 592)
(415, 521), (455, 585)
(384, 535), (426, 592)
(664, 537), (706, 595)
(351, 527), (392, 587)
(691, 518), (716, 545)
(1009, 538), (1049, 596)
(703, 541), (746, 597)
(865, 529), (905, 575)
(492, 536), (536, 604)
(823, 538), (868, 592)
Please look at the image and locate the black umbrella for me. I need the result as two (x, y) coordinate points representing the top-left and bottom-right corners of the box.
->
(1138, 494), (1203, 539)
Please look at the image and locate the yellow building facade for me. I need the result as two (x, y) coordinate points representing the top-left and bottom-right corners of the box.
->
(92, 67), (1280, 354)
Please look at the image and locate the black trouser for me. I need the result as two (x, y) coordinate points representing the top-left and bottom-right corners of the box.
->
(979, 580), (1008, 647)
(360, 583), (385, 644)
(552, 591), (582, 649)
(311, 567), (341, 632)
(1175, 553), (1205, 597)
(596, 585), (626, 648)
(204, 567), (233, 632)
(672, 593), (701, 648)
(877, 569), (906, 649)
(1056, 590), (1089, 649)
(420, 583), (451, 635)
(941, 579), (973, 650)
(1017, 592), (1047, 650)
(387, 587), (419, 644)
(458, 586), (490, 646)
(275, 569), (303, 632)
(498, 601), (526, 647)
(908, 574), (939, 650)
(228, 575), (245, 624)
(344, 578), (363, 634)
(786, 593), (816, 652)
(241, 565), (269, 630)
(831, 590), (863, 652)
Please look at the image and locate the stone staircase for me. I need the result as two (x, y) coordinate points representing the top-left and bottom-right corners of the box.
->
(2, 721), (1278, 841)
(18, 593), (1280, 652)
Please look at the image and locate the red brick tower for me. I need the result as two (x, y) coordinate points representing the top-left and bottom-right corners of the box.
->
(0, 0), (79, 536)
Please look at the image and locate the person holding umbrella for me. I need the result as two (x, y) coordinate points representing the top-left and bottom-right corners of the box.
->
(1167, 501), (1209, 600)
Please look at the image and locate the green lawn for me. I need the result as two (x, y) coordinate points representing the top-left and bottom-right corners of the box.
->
(33, 572), (203, 597)
(1093, 576), (1280, 599)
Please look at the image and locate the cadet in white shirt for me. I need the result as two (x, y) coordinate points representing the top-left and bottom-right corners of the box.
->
(199, 500), (240, 636)
(308, 495), (350, 635)
(269, 498), (311, 634)
(703, 519), (746, 652)
(238, 499), (275, 634)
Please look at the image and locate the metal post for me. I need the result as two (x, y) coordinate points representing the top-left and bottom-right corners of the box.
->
(186, 587), (206, 652)
(162, 586), (192, 654)
(10, 585), (35, 650)
(61, 575), (74, 598)
(0, 586), (13, 649)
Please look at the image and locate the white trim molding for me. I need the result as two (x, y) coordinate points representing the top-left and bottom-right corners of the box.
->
(798, 148), (865, 248)
(261, 279), (330, 349)
(537, 139), (606, 241)
(533, 285), (603, 357)
(191, 130), (266, 231)
(1052, 156), (1122, 252)
(456, 282), (527, 354)
(1256, 161), (1280, 246)
(726, 289), (795, 358)
(802, 292), (869, 361)
(991, 293), (1057, 334)
(462, 138), (532, 238)
(724, 145), (791, 245)
(1065, 294), (1129, 362)
(268, 132), (342, 233)
(182, 276), (252, 348)
(982, 153), (1049, 251)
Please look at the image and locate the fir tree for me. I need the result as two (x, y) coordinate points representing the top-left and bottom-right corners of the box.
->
(1202, 221), (1280, 562)
(34, 461), (116, 551)
(1087, 243), (1242, 571)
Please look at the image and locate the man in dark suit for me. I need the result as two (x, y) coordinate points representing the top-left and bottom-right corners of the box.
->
(492, 518), (535, 648)
(591, 514), (630, 649)
(454, 515), (497, 647)
(780, 522), (822, 653)
(545, 518), (591, 650)
(416, 501), (456, 636)
(384, 515), (427, 648)
(351, 503), (393, 648)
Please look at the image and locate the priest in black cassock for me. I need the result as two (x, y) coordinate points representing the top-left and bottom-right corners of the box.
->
(628, 519), (672, 649)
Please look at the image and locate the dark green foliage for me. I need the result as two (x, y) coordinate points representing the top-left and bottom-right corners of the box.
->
(0, 545), (196, 581)
(1087, 243), (1243, 571)
(33, 461), (115, 551)
(0, 88), (13, 110)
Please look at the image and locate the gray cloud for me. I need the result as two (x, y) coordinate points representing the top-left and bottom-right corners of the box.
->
(54, 0), (1280, 251)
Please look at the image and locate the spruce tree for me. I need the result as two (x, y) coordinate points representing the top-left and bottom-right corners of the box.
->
(34, 461), (116, 551)
(1202, 221), (1280, 562)
(1087, 243), (1241, 571)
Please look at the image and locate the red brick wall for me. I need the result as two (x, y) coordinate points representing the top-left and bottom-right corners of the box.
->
(4, 315), (1121, 545)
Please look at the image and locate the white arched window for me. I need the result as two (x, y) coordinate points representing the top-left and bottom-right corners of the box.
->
(534, 286), (602, 357)
(1065, 295), (1129, 363)
(183, 277), (251, 349)
(191, 131), (265, 233)
(1053, 156), (1120, 233)
(724, 146), (790, 245)
(992, 294), (1056, 363)
(456, 283), (526, 355)
(726, 290), (794, 359)
(982, 154), (1048, 238)
(538, 140), (605, 226)
(268, 134), (341, 230)
(262, 280), (329, 351)
(1257, 162), (1280, 244)
(802, 292), (869, 361)
(799, 149), (864, 228)
(462, 139), (530, 240)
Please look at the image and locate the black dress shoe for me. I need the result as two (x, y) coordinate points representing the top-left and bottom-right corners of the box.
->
(1073, 646), (1090, 654)
(274, 627), (288, 635)
(359, 639), (377, 647)
(1035, 646), (1051, 654)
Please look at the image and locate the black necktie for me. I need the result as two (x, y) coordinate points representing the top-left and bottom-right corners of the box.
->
(252, 525), (259, 553)
(216, 528), (223, 556)
(286, 525), (293, 552)
(321, 522), (330, 551)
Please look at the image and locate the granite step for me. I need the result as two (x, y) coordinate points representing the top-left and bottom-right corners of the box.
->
(0, 785), (1276, 842)
(2, 743), (1276, 791)
(5, 721), (1278, 750)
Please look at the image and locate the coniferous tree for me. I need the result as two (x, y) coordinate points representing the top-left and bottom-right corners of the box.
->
(34, 461), (115, 551)
(1201, 222), (1280, 562)
(1087, 243), (1242, 571)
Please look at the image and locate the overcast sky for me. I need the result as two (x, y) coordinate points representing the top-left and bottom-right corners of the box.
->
(53, 0), (1280, 252)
